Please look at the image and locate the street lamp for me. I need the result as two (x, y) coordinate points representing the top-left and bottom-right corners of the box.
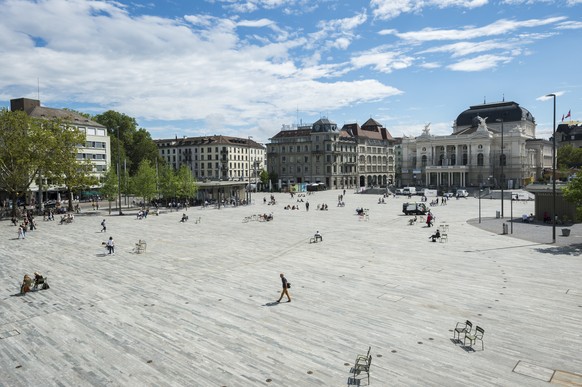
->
(248, 136), (252, 205)
(496, 118), (504, 218)
(117, 126), (123, 215)
(479, 188), (483, 223)
(546, 93), (557, 243)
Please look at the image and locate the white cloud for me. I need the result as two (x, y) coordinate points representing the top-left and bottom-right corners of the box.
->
(351, 50), (415, 73)
(0, 0), (401, 139)
(556, 20), (582, 30)
(419, 62), (441, 69)
(384, 16), (566, 41)
(447, 54), (513, 71)
(370, 0), (488, 20)
(536, 91), (566, 101)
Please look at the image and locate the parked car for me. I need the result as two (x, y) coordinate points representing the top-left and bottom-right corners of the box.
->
(456, 189), (469, 198)
(402, 202), (429, 215)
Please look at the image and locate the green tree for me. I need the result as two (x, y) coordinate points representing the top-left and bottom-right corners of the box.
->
(131, 159), (157, 204)
(175, 165), (198, 200)
(100, 167), (119, 215)
(557, 144), (582, 178)
(259, 169), (269, 190)
(158, 163), (178, 204)
(93, 111), (160, 175)
(563, 171), (582, 221)
(0, 109), (83, 216)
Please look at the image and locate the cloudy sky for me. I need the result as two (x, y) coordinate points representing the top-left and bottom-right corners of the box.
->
(0, 0), (580, 144)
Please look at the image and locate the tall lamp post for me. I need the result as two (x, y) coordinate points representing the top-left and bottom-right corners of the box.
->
(479, 188), (483, 223)
(248, 136), (252, 205)
(496, 118), (504, 218)
(117, 126), (123, 215)
(546, 93), (557, 243)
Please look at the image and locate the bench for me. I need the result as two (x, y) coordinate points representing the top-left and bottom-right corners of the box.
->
(133, 240), (147, 254)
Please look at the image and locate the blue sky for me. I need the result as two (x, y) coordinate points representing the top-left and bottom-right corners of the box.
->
(0, 0), (580, 144)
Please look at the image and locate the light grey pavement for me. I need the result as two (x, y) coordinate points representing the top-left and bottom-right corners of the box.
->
(1, 190), (582, 386)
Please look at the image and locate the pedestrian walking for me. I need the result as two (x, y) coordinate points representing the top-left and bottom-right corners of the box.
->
(106, 236), (115, 254)
(276, 273), (291, 303)
(305, 201), (310, 211)
(101, 219), (106, 232)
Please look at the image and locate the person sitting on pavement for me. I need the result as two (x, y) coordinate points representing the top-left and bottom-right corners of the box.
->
(20, 274), (33, 294)
(181, 213), (188, 222)
(33, 272), (46, 290)
(429, 229), (441, 242)
(314, 230), (323, 242)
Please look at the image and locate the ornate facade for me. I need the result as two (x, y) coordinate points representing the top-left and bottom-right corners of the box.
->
(267, 118), (395, 190)
(401, 101), (552, 189)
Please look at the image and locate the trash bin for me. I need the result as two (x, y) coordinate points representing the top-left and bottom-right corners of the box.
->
(496, 210), (500, 219)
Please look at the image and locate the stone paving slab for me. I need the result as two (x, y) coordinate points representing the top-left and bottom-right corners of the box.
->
(1, 191), (582, 386)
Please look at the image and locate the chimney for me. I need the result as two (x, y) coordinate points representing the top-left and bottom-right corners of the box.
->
(10, 98), (41, 113)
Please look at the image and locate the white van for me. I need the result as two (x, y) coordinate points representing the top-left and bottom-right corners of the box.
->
(402, 187), (417, 195)
(456, 189), (469, 198)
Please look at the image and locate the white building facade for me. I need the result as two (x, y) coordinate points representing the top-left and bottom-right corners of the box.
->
(10, 98), (111, 196)
(401, 101), (552, 189)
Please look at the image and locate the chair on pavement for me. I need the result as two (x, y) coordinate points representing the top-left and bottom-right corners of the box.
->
(356, 346), (371, 363)
(464, 326), (485, 350)
(440, 233), (448, 243)
(353, 354), (372, 384)
(454, 320), (472, 341)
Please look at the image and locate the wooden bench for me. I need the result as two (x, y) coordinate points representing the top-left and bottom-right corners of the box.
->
(133, 240), (147, 254)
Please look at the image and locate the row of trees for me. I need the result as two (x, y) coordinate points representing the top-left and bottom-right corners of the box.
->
(99, 160), (198, 211)
(0, 107), (198, 216)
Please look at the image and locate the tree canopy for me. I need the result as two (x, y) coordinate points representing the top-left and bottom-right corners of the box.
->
(93, 111), (160, 175)
(0, 108), (87, 214)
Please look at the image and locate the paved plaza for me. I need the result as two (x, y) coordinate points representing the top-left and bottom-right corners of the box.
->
(1, 190), (582, 386)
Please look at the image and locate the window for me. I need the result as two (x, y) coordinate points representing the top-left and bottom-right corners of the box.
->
(421, 155), (427, 167)
(500, 154), (506, 166)
(477, 153), (484, 166)
(462, 153), (468, 165)
(450, 154), (456, 166)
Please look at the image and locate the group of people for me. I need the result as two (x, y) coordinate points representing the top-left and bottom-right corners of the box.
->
(259, 213), (273, 221)
(59, 213), (74, 224)
(283, 205), (300, 210)
(15, 212), (37, 239)
(20, 272), (48, 294)
(316, 204), (329, 211)
(136, 209), (149, 219)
